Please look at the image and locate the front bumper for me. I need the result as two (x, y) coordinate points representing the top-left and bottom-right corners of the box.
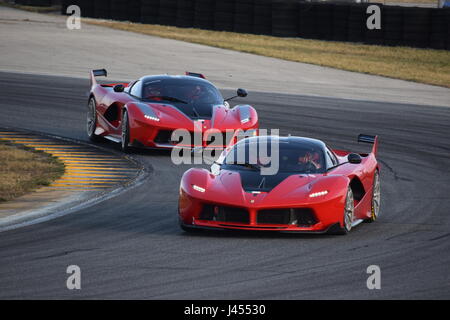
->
(178, 191), (345, 233)
(179, 218), (340, 234)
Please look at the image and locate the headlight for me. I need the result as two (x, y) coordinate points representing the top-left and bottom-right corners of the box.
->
(192, 184), (205, 192)
(309, 190), (328, 198)
(240, 117), (250, 124)
(144, 114), (160, 122)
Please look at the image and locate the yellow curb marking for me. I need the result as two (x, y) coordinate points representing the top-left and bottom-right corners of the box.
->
(63, 173), (129, 178)
(58, 177), (125, 181)
(56, 157), (124, 161)
(0, 133), (138, 192)
(65, 166), (135, 171)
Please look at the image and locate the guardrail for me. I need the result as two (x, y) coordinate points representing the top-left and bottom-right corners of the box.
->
(16, 0), (450, 50)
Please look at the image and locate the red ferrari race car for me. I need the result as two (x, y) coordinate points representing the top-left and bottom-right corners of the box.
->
(87, 69), (258, 152)
(179, 134), (380, 234)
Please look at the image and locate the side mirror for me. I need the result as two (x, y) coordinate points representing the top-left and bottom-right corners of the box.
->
(113, 84), (124, 93)
(347, 153), (362, 164)
(211, 162), (221, 176)
(237, 88), (248, 98)
(211, 150), (227, 175)
(224, 88), (248, 102)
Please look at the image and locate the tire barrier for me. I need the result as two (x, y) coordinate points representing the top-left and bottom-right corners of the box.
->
(332, 3), (350, 42)
(52, 0), (450, 50)
(141, 0), (160, 25)
(347, 3), (369, 43)
(383, 5), (403, 46)
(214, 0), (235, 31)
(403, 7), (431, 48)
(272, 0), (299, 37)
(193, 0), (216, 30)
(60, 0), (71, 15)
(314, 3), (334, 41)
(110, 0), (128, 21)
(234, 0), (254, 34)
(93, 0), (111, 19)
(127, 0), (141, 23)
(176, 0), (195, 28)
(159, 0), (177, 26)
(17, 0), (53, 6)
(430, 8), (450, 50)
(253, 0), (271, 35)
(299, 2), (316, 39)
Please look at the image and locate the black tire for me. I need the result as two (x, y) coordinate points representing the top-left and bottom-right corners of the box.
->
(87, 97), (101, 142)
(141, 0), (160, 24)
(93, 0), (111, 19)
(299, 3), (316, 39)
(176, 0), (195, 28)
(347, 4), (369, 43)
(253, 0), (272, 35)
(110, 0), (128, 21)
(121, 110), (131, 153)
(272, 0), (299, 37)
(328, 187), (354, 235)
(332, 4), (349, 41)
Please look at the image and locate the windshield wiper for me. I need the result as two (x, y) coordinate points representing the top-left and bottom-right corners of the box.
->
(231, 163), (261, 171)
(148, 96), (188, 104)
(192, 106), (201, 118)
(191, 99), (201, 118)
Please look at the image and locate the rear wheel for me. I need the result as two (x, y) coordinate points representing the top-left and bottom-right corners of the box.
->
(367, 170), (381, 222)
(121, 110), (131, 153)
(87, 97), (101, 142)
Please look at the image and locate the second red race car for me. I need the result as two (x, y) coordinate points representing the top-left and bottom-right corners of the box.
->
(87, 69), (258, 152)
(179, 134), (380, 235)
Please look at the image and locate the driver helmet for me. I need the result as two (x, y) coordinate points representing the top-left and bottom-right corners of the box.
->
(298, 151), (322, 169)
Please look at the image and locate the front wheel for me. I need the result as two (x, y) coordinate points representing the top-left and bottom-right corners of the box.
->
(328, 187), (354, 235)
(121, 110), (131, 153)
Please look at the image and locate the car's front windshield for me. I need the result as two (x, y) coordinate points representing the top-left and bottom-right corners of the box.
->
(141, 78), (223, 119)
(222, 139), (326, 174)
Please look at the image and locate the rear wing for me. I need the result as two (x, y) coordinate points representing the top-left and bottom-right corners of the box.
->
(358, 134), (378, 156)
(185, 71), (206, 79)
(90, 68), (107, 87)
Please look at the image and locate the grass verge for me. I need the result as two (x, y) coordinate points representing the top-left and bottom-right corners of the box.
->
(0, 141), (65, 202)
(85, 20), (450, 88)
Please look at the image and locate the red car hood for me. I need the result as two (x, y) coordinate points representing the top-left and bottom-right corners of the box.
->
(148, 103), (254, 132)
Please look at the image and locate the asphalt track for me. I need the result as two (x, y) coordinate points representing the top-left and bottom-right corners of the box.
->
(0, 71), (449, 299)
